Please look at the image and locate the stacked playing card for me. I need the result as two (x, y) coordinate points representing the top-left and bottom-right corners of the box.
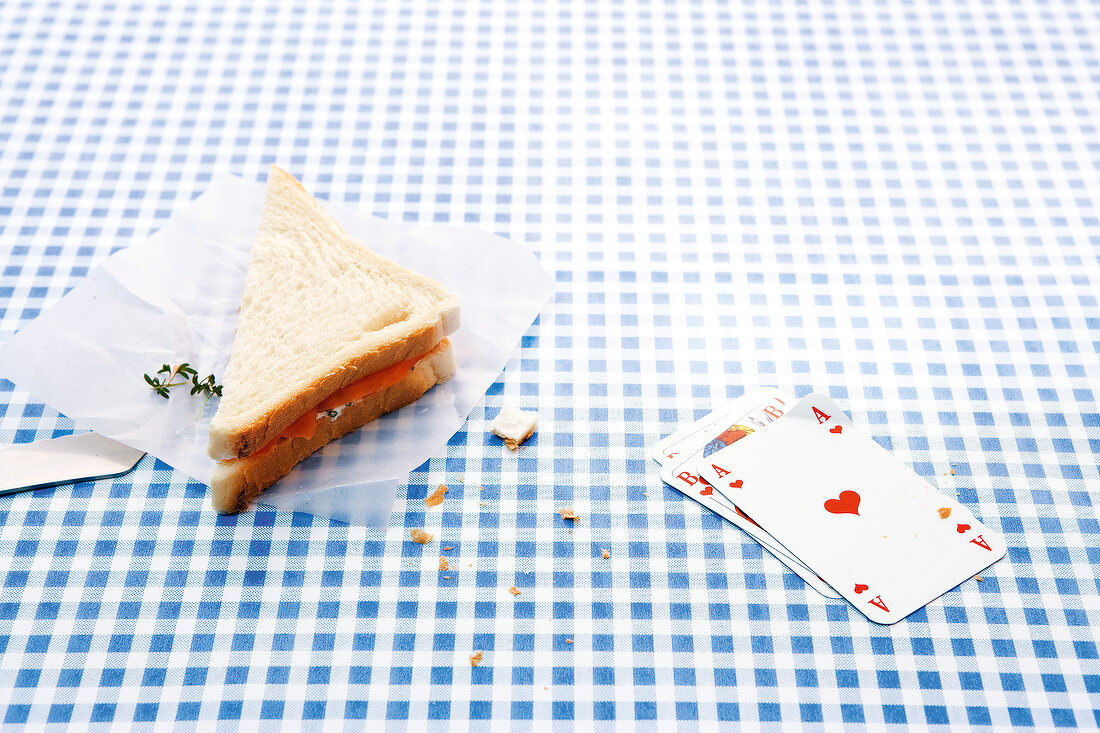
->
(651, 389), (1007, 624)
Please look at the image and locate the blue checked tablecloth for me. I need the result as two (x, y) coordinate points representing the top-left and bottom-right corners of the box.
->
(0, 0), (1098, 728)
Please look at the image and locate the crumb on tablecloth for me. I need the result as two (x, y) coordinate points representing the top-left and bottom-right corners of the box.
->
(424, 484), (448, 508)
(439, 556), (450, 571)
(411, 529), (433, 545)
(601, 549), (610, 559)
(444, 546), (452, 551)
(491, 405), (539, 450)
(558, 506), (579, 521)
(458, 475), (465, 483)
(509, 586), (521, 596)
(565, 638), (573, 645)
(479, 501), (487, 507)
(975, 575), (983, 582)
(938, 507), (952, 519)
(443, 575), (451, 579)
(470, 651), (483, 667)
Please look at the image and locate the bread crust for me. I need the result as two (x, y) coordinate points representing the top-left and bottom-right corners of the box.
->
(207, 309), (458, 460)
(210, 338), (456, 514)
(502, 426), (535, 451)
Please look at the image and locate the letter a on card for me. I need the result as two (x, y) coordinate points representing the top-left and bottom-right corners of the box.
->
(970, 534), (992, 551)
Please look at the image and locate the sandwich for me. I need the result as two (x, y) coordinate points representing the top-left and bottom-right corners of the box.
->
(206, 166), (460, 513)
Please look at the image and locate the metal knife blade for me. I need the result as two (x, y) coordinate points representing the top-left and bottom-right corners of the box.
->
(0, 432), (146, 496)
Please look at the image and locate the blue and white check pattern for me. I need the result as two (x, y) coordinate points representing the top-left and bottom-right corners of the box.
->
(1, 0), (1098, 727)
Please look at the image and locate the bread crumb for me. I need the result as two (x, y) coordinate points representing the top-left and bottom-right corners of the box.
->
(467, 563), (473, 568)
(975, 575), (983, 582)
(568, 530), (572, 534)
(491, 405), (539, 450)
(480, 501), (487, 507)
(565, 638), (573, 645)
(950, 469), (955, 475)
(938, 507), (952, 519)
(411, 529), (433, 545)
(643, 492), (648, 497)
(470, 651), (483, 667)
(544, 686), (548, 691)
(425, 484), (448, 508)
(444, 546), (452, 551)
(509, 586), (522, 596)
(558, 506), (579, 521)
(443, 575), (451, 579)
(479, 486), (485, 492)
(439, 556), (450, 571)
(601, 549), (610, 559)
(458, 475), (465, 483)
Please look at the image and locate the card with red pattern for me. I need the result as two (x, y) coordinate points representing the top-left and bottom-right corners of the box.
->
(692, 393), (1006, 624)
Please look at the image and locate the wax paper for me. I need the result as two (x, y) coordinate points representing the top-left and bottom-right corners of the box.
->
(0, 176), (554, 525)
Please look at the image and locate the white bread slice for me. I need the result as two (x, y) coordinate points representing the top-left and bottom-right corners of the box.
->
(210, 339), (455, 514)
(207, 165), (460, 462)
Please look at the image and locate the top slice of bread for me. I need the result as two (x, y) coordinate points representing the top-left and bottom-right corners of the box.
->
(207, 166), (460, 460)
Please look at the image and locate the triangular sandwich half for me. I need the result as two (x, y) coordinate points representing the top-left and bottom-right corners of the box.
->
(207, 166), (459, 513)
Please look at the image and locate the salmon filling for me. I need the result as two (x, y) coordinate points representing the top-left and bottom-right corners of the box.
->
(241, 351), (428, 459)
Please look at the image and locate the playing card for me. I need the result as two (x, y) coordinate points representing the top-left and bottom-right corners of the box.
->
(666, 390), (792, 497)
(651, 387), (791, 467)
(657, 391), (841, 599)
(663, 459), (841, 599)
(693, 393), (1007, 624)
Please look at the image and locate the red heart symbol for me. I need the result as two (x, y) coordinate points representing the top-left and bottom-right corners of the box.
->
(956, 523), (970, 534)
(699, 485), (713, 496)
(854, 583), (869, 594)
(824, 490), (860, 515)
(729, 479), (743, 489)
(830, 425), (843, 434)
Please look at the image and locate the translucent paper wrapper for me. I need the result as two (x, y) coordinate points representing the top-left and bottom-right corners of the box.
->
(0, 176), (553, 525)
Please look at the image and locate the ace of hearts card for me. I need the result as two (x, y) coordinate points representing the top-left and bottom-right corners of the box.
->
(692, 393), (1007, 624)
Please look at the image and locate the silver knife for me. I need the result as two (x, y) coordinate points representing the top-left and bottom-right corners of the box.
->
(0, 432), (146, 496)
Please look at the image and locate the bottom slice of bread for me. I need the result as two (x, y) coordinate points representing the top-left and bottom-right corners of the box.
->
(210, 339), (456, 514)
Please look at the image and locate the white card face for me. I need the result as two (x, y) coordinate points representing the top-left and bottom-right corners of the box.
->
(650, 387), (792, 467)
(664, 453), (841, 599)
(693, 393), (1007, 624)
(658, 391), (841, 599)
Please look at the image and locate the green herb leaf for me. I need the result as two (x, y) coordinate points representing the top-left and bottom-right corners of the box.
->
(145, 363), (223, 405)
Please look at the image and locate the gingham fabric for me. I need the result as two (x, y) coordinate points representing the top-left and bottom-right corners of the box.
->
(1, 0), (1098, 728)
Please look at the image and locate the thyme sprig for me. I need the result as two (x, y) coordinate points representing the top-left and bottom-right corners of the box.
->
(144, 363), (223, 409)
(144, 363), (196, 399)
(189, 373), (223, 399)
